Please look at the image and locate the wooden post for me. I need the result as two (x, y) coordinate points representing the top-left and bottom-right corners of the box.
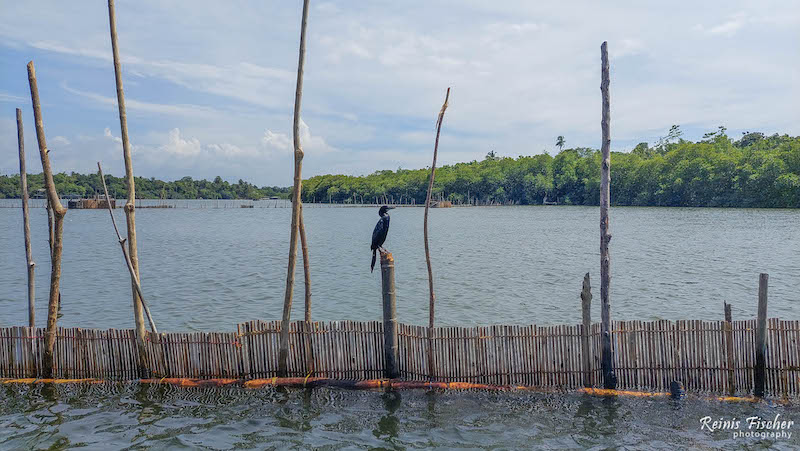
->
(724, 301), (735, 394)
(279, 0), (310, 377)
(108, 0), (148, 374)
(380, 252), (399, 379)
(580, 273), (592, 387)
(17, 108), (35, 328)
(97, 163), (158, 333)
(754, 273), (768, 397)
(599, 41), (616, 389)
(27, 61), (67, 379)
(299, 204), (313, 373)
(300, 205), (311, 322)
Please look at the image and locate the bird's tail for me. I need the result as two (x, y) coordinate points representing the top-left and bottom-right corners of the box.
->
(371, 249), (377, 273)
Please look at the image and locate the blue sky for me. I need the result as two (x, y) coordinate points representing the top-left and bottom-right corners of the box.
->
(1, 1), (798, 186)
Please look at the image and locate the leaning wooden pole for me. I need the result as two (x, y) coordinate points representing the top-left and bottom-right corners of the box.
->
(424, 87), (450, 332)
(27, 61), (67, 378)
(423, 88), (450, 379)
(17, 108), (35, 328)
(108, 0), (148, 374)
(580, 273), (592, 387)
(97, 163), (158, 333)
(279, 0), (310, 377)
(599, 42), (616, 389)
(754, 273), (768, 397)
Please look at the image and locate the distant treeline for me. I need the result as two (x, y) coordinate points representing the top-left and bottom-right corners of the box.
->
(3, 129), (798, 207)
(303, 129), (800, 208)
(0, 173), (289, 200)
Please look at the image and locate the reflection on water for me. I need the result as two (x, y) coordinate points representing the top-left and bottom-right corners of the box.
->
(2, 384), (797, 449)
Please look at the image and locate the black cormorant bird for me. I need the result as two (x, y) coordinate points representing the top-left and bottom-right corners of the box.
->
(371, 205), (395, 272)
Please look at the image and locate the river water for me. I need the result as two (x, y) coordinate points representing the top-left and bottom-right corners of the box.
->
(1, 384), (799, 449)
(1, 202), (799, 448)
(1, 202), (798, 330)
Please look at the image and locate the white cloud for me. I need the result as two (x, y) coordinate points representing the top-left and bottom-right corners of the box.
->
(261, 130), (290, 151)
(104, 127), (122, 144)
(299, 119), (336, 154)
(614, 39), (646, 58)
(63, 83), (219, 118)
(51, 136), (70, 146)
(695, 13), (747, 37)
(0, 92), (27, 103)
(160, 128), (202, 157)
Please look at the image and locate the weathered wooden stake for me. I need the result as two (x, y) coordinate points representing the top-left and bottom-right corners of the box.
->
(599, 41), (616, 389)
(27, 61), (67, 379)
(723, 301), (735, 394)
(299, 204), (313, 373)
(380, 252), (399, 379)
(98, 163), (157, 333)
(754, 273), (768, 397)
(17, 108), (35, 328)
(300, 205), (311, 322)
(580, 273), (592, 387)
(279, 0), (310, 377)
(108, 0), (148, 374)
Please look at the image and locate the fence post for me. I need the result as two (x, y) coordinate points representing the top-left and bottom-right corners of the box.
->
(381, 252), (399, 379)
(580, 273), (592, 387)
(754, 273), (768, 397)
(723, 301), (735, 395)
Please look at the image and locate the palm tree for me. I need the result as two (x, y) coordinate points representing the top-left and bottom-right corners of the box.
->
(556, 136), (565, 151)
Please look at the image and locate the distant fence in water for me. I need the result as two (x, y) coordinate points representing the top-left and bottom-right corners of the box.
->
(2, 319), (799, 396)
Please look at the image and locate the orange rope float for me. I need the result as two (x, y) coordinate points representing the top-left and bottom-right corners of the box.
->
(0, 377), (779, 403)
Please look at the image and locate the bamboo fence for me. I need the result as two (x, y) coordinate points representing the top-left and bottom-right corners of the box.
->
(2, 318), (798, 396)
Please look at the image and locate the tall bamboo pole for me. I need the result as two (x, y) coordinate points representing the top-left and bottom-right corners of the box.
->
(108, 0), (148, 374)
(98, 163), (158, 333)
(17, 108), (35, 328)
(27, 61), (66, 378)
(279, 0), (310, 377)
(599, 41), (616, 389)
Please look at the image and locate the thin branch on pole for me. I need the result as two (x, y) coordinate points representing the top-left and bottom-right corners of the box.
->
(279, 0), (310, 377)
(424, 87), (450, 379)
(27, 60), (67, 378)
(97, 162), (158, 333)
(17, 108), (35, 328)
(108, 0), (148, 373)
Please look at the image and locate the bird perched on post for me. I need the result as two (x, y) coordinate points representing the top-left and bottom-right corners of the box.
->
(371, 205), (395, 272)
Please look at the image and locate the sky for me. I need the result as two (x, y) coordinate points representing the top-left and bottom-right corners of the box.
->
(1, 1), (798, 186)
